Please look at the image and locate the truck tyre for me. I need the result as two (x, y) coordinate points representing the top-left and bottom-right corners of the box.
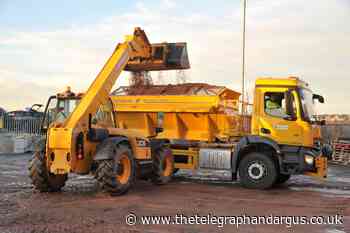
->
(95, 145), (135, 195)
(275, 174), (291, 185)
(151, 148), (174, 185)
(29, 151), (67, 192)
(238, 152), (277, 189)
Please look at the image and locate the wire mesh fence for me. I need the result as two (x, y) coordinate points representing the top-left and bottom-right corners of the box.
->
(332, 140), (350, 165)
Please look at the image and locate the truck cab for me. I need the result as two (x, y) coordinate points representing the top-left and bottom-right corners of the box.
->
(242, 77), (327, 182)
(252, 77), (324, 147)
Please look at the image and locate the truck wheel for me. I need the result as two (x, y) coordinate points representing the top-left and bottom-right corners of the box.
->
(275, 174), (291, 185)
(28, 152), (67, 192)
(95, 145), (135, 195)
(238, 152), (277, 189)
(151, 148), (174, 185)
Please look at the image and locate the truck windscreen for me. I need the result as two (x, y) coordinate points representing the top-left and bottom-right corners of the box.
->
(299, 88), (316, 122)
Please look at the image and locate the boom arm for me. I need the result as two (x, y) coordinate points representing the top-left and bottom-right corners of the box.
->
(47, 27), (189, 175)
(64, 28), (151, 129)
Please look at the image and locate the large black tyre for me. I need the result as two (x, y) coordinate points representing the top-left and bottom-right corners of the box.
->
(238, 152), (277, 189)
(95, 145), (136, 195)
(151, 148), (174, 185)
(28, 151), (67, 192)
(275, 174), (291, 185)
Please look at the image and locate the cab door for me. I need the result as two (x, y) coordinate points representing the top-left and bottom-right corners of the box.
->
(256, 87), (303, 146)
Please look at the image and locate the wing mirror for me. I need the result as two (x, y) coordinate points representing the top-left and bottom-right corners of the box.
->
(313, 94), (324, 103)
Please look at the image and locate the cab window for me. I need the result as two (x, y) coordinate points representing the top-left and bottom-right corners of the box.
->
(264, 92), (296, 119)
(92, 101), (114, 127)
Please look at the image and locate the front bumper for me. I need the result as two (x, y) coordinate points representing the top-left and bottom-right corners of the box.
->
(280, 146), (328, 179)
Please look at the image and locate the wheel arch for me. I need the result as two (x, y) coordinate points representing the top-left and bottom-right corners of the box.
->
(232, 136), (282, 173)
(93, 136), (131, 161)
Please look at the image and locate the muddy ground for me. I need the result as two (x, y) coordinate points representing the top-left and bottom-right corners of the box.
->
(0, 153), (349, 233)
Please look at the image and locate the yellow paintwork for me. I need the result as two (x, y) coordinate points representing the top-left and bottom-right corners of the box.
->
(107, 128), (152, 160)
(111, 91), (242, 142)
(255, 76), (309, 89)
(114, 112), (242, 142)
(47, 128), (72, 174)
(251, 86), (313, 147)
(111, 95), (237, 113)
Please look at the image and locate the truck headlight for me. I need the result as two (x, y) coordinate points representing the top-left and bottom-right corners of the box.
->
(304, 155), (314, 165)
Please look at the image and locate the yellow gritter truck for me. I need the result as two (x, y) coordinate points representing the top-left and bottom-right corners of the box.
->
(110, 77), (331, 189)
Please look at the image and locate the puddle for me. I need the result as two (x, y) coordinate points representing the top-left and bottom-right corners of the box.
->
(327, 176), (350, 183)
(290, 187), (350, 197)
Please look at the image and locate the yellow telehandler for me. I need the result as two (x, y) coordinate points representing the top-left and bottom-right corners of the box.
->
(29, 28), (190, 195)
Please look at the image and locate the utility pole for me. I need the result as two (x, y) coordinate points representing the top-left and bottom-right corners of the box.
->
(241, 0), (247, 115)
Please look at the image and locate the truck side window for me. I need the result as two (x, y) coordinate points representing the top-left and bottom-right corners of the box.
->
(264, 92), (290, 118)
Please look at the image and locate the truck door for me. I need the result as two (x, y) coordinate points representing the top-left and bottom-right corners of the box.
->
(257, 88), (303, 146)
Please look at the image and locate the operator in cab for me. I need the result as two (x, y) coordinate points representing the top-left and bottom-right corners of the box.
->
(265, 93), (288, 118)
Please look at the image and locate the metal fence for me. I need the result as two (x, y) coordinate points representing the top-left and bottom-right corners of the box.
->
(0, 115), (43, 136)
(332, 140), (350, 165)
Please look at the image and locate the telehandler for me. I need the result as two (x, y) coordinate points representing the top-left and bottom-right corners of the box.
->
(29, 28), (190, 195)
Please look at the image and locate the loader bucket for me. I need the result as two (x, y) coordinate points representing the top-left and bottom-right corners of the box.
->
(125, 42), (190, 72)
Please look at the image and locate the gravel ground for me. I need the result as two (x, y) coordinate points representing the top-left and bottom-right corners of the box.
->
(0, 153), (349, 233)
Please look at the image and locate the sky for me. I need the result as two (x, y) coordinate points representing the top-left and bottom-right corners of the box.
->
(0, 0), (349, 113)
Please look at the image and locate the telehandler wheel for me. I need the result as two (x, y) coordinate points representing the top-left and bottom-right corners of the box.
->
(238, 152), (277, 189)
(28, 152), (67, 192)
(95, 145), (136, 196)
(275, 174), (291, 185)
(151, 148), (174, 185)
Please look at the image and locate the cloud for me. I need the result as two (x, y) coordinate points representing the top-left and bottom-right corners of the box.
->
(0, 0), (349, 113)
(0, 76), (57, 111)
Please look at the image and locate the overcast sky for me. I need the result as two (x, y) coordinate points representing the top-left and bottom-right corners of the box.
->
(0, 0), (349, 113)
